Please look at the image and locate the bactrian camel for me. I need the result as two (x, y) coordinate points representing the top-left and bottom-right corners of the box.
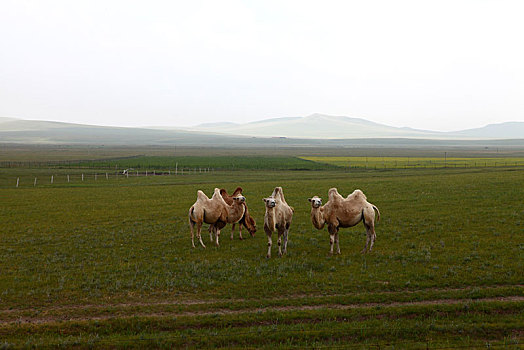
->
(188, 188), (245, 248)
(263, 187), (294, 258)
(308, 188), (380, 254)
(219, 187), (256, 240)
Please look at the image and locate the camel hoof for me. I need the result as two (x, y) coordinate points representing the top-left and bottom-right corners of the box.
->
(266, 255), (271, 259)
(337, 251), (341, 255)
(239, 236), (243, 240)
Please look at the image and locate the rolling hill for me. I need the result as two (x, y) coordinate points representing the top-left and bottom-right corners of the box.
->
(0, 114), (522, 146)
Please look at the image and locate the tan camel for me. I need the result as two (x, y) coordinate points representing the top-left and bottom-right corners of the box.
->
(219, 187), (257, 240)
(308, 188), (380, 254)
(263, 187), (294, 258)
(188, 188), (245, 248)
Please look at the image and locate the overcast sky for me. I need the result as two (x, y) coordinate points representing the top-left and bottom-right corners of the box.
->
(1, 0), (523, 131)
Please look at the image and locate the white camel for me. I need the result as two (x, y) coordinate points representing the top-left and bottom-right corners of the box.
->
(308, 188), (380, 254)
(263, 187), (294, 258)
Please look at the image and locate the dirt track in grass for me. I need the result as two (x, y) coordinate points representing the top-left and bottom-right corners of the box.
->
(1, 292), (522, 326)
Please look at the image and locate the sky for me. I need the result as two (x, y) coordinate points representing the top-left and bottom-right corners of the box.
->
(1, 0), (523, 132)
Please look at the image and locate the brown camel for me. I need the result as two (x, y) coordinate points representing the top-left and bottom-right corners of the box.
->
(308, 188), (380, 254)
(219, 187), (256, 240)
(189, 188), (245, 248)
(263, 186), (294, 258)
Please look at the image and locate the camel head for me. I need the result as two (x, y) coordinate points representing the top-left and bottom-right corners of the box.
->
(232, 195), (246, 204)
(245, 215), (257, 237)
(308, 196), (322, 208)
(263, 197), (276, 208)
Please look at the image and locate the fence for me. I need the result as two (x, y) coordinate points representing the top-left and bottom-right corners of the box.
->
(9, 168), (215, 188)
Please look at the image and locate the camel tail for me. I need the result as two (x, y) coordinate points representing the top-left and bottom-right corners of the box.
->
(372, 204), (380, 223)
(189, 206), (195, 223)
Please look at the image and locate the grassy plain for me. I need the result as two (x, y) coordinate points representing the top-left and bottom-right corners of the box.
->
(0, 150), (523, 348)
(301, 156), (524, 169)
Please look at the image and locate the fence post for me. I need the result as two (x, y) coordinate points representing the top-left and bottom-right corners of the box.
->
(67, 175), (70, 183)
(51, 175), (54, 184)
(176, 162), (178, 175)
(82, 174), (84, 181)
(16, 177), (19, 188)
(34, 177), (37, 187)
(106, 172), (108, 180)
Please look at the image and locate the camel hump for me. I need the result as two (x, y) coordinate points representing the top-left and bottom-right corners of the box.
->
(219, 188), (228, 197)
(196, 190), (209, 202)
(212, 188), (228, 205)
(328, 188), (343, 201)
(349, 189), (367, 201)
(272, 186), (287, 203)
(232, 187), (243, 196)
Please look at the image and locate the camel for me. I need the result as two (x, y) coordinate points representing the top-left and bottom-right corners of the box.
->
(218, 187), (257, 240)
(308, 188), (380, 254)
(263, 187), (294, 258)
(188, 188), (245, 248)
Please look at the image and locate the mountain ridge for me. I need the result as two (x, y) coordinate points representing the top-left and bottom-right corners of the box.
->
(0, 114), (522, 144)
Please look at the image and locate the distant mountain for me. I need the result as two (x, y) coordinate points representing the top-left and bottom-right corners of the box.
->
(0, 114), (522, 145)
(454, 122), (524, 139)
(192, 113), (523, 140)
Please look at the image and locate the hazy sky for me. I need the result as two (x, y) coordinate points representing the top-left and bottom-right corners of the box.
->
(1, 0), (523, 131)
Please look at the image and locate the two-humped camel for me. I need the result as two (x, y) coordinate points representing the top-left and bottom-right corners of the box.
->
(263, 187), (294, 258)
(188, 188), (245, 248)
(308, 188), (380, 254)
(219, 187), (257, 240)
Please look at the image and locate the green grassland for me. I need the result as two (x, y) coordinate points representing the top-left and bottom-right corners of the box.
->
(1, 153), (523, 348)
(302, 156), (524, 169)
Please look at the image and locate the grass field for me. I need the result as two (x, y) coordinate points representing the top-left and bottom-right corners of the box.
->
(301, 156), (524, 169)
(1, 152), (523, 348)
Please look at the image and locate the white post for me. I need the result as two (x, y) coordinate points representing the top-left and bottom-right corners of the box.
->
(67, 175), (70, 183)
(16, 177), (19, 188)
(175, 162), (178, 175)
(34, 177), (37, 187)
(82, 174), (84, 181)
(126, 171), (129, 178)
(146, 170), (148, 176)
(51, 175), (54, 184)
(106, 172), (108, 180)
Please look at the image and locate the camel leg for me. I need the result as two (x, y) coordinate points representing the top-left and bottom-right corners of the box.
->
(367, 223), (376, 252)
(265, 225), (272, 258)
(209, 224), (214, 243)
(362, 224), (371, 254)
(215, 227), (221, 246)
(335, 231), (341, 254)
(277, 232), (283, 257)
(267, 235), (272, 258)
(231, 224), (235, 240)
(283, 228), (289, 255)
(189, 219), (196, 248)
(196, 222), (206, 249)
(328, 224), (337, 255)
(238, 224), (243, 240)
